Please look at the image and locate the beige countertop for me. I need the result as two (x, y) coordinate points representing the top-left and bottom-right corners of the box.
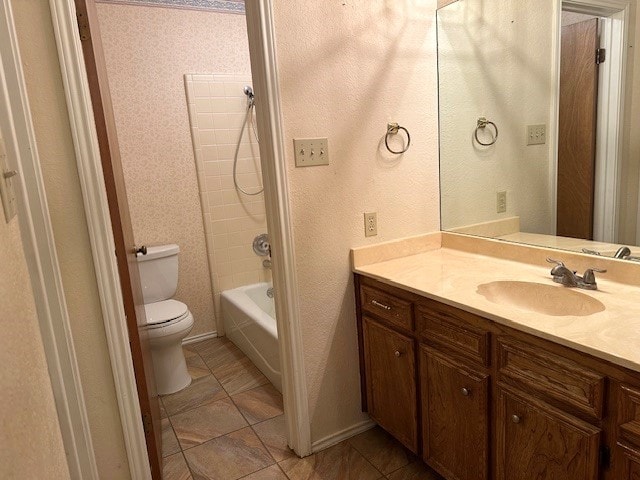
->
(353, 241), (640, 373)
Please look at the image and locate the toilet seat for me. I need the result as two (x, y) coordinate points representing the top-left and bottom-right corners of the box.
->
(143, 299), (189, 329)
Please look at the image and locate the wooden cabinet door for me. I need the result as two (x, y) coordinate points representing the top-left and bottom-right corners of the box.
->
(496, 386), (601, 480)
(363, 316), (418, 452)
(421, 346), (489, 480)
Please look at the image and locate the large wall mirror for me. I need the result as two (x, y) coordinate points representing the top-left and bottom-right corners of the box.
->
(438, 0), (640, 260)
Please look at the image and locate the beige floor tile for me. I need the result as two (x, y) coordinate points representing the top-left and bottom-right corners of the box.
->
(162, 418), (181, 458)
(162, 375), (227, 416)
(163, 452), (192, 480)
(185, 352), (210, 380)
(240, 464), (288, 480)
(171, 397), (248, 449)
(211, 355), (269, 396)
(195, 337), (244, 366)
(279, 441), (382, 480)
(386, 462), (444, 480)
(347, 426), (412, 474)
(160, 399), (168, 419)
(184, 427), (274, 480)
(252, 415), (295, 462)
(232, 384), (284, 424)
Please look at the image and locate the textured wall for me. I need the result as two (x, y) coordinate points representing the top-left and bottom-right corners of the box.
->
(11, 1), (131, 477)
(438, 0), (555, 234)
(0, 206), (69, 479)
(185, 73), (270, 330)
(273, 0), (441, 443)
(97, 3), (252, 336)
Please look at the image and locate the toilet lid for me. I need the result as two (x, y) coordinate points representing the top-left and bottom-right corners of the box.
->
(144, 299), (189, 326)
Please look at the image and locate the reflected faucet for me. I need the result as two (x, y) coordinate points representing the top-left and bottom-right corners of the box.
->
(614, 246), (632, 259)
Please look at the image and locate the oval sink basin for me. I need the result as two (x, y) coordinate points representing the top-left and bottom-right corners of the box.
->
(476, 281), (605, 317)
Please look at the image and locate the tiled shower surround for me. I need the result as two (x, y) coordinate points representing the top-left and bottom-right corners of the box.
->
(185, 73), (270, 326)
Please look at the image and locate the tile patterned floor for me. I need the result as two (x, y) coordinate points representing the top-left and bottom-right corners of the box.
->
(162, 337), (443, 480)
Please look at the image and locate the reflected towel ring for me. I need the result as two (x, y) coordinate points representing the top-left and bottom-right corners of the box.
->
(474, 117), (498, 146)
(385, 123), (411, 154)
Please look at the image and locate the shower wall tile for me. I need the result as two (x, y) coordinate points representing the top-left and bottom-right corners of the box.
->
(97, 3), (252, 337)
(186, 74), (271, 328)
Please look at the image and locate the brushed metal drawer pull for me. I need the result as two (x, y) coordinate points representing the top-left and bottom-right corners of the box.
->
(461, 387), (470, 396)
(511, 414), (521, 424)
(371, 299), (392, 311)
(394, 350), (402, 357)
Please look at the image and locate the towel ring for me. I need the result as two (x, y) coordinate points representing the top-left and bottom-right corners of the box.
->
(385, 123), (411, 154)
(474, 117), (498, 146)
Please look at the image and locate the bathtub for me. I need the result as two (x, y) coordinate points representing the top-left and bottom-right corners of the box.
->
(221, 282), (281, 392)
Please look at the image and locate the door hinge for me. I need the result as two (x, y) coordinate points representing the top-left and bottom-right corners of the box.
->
(596, 48), (606, 65)
(76, 11), (91, 42)
(142, 412), (152, 436)
(600, 445), (611, 469)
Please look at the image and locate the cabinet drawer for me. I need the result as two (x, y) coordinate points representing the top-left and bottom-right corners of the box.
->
(497, 337), (606, 420)
(416, 300), (490, 367)
(361, 285), (413, 332)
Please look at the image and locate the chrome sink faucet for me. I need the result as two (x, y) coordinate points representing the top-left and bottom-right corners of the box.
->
(546, 258), (606, 290)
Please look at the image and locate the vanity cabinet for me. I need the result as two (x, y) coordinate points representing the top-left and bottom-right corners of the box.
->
(354, 273), (640, 480)
(420, 346), (489, 480)
(495, 385), (601, 480)
(362, 316), (418, 452)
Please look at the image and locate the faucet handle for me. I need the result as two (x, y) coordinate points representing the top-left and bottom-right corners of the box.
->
(583, 267), (607, 285)
(546, 258), (568, 276)
(546, 258), (565, 267)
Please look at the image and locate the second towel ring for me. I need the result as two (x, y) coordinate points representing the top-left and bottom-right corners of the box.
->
(474, 117), (498, 146)
(385, 123), (411, 154)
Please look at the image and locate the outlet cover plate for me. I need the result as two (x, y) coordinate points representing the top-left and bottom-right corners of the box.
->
(364, 212), (377, 237)
(294, 138), (329, 167)
(527, 124), (546, 145)
(497, 191), (507, 214)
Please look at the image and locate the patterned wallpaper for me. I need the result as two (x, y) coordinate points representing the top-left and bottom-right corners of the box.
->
(185, 73), (270, 331)
(96, 0), (244, 14)
(96, 3), (252, 336)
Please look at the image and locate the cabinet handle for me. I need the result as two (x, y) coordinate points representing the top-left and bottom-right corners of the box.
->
(461, 387), (470, 396)
(371, 299), (392, 311)
(511, 414), (521, 424)
(394, 350), (402, 357)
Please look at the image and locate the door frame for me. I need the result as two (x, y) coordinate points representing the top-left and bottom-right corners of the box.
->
(554, 0), (630, 242)
(47, 0), (311, 477)
(0, 0), (98, 478)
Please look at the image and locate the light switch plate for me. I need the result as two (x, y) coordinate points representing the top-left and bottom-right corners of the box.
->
(0, 136), (17, 223)
(294, 138), (329, 167)
(527, 124), (546, 145)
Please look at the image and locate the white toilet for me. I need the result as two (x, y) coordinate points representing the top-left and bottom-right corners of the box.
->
(137, 244), (194, 395)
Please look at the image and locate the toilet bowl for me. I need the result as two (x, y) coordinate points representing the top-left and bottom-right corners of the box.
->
(137, 244), (194, 395)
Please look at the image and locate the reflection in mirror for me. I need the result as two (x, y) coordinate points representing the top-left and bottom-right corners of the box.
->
(438, 0), (640, 260)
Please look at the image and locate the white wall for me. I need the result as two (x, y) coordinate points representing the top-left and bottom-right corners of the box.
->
(273, 0), (440, 444)
(0, 197), (69, 479)
(11, 1), (131, 477)
(438, 0), (556, 234)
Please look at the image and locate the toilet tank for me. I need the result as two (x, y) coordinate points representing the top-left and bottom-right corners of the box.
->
(136, 244), (180, 304)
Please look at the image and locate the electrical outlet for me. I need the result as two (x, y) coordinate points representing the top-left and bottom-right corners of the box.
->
(364, 212), (377, 237)
(526, 124), (546, 145)
(497, 191), (507, 214)
(294, 138), (329, 167)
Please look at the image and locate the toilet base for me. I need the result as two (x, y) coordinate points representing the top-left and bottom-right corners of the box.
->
(150, 341), (192, 395)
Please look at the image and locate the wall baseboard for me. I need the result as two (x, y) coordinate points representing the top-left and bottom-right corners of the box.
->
(310, 419), (376, 454)
(182, 331), (217, 345)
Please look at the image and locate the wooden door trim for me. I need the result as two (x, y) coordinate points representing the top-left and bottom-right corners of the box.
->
(47, 0), (152, 478)
(49, 0), (312, 468)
